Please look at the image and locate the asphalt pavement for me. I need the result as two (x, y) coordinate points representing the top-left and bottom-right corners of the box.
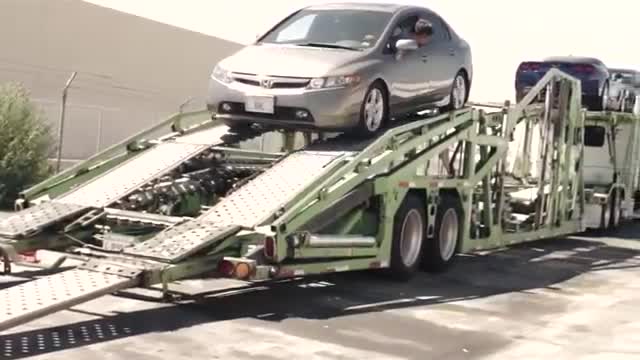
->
(0, 219), (638, 359)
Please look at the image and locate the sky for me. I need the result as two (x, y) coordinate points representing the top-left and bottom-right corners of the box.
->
(84, 0), (640, 102)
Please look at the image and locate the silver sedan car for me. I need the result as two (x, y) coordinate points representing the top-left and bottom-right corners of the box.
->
(206, 2), (473, 137)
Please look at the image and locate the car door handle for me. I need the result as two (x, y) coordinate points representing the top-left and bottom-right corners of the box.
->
(421, 55), (428, 62)
(448, 48), (456, 56)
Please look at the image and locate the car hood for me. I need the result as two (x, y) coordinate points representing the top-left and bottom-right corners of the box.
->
(219, 44), (364, 78)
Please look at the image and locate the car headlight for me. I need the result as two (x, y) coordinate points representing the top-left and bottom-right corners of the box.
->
(211, 64), (232, 83)
(307, 75), (361, 89)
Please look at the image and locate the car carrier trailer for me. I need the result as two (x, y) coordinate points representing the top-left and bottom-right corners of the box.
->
(0, 68), (638, 334)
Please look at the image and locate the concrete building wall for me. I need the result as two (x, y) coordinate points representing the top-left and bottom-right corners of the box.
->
(0, 0), (242, 162)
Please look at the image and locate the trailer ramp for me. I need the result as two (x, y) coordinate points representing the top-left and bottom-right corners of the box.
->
(0, 202), (88, 238)
(200, 150), (349, 227)
(0, 148), (350, 331)
(0, 126), (229, 239)
(124, 149), (350, 263)
(0, 266), (141, 332)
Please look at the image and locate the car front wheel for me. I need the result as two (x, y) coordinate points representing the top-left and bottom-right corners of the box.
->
(442, 71), (468, 112)
(354, 82), (388, 137)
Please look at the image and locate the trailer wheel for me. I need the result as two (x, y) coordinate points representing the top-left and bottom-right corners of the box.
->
(389, 193), (427, 280)
(608, 189), (623, 229)
(422, 193), (462, 272)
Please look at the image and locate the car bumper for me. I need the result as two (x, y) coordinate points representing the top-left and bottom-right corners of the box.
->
(206, 78), (366, 131)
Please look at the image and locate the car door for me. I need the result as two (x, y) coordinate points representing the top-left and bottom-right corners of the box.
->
(382, 13), (430, 115)
(419, 12), (457, 102)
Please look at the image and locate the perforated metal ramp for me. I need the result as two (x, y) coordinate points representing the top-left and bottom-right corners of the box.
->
(0, 268), (140, 332)
(58, 142), (210, 208)
(0, 202), (89, 238)
(57, 126), (230, 208)
(125, 221), (240, 262)
(200, 151), (347, 227)
(122, 150), (346, 262)
(0, 127), (229, 239)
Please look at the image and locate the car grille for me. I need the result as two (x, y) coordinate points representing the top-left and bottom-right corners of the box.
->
(218, 102), (314, 122)
(230, 72), (311, 89)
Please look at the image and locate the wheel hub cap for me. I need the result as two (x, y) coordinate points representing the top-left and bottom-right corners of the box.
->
(439, 208), (458, 261)
(365, 88), (384, 131)
(452, 76), (466, 109)
(400, 209), (423, 267)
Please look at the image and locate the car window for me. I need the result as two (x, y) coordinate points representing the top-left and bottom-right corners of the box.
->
(384, 12), (448, 53)
(422, 13), (447, 42)
(261, 9), (392, 50)
(384, 14), (419, 53)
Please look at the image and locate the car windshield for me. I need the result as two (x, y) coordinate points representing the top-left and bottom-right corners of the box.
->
(259, 9), (392, 50)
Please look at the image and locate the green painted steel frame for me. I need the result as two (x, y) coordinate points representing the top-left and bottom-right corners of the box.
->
(258, 68), (589, 276)
(4, 69), (640, 334)
(6, 69), (638, 295)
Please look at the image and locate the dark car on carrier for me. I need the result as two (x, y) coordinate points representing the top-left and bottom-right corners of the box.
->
(515, 56), (626, 112)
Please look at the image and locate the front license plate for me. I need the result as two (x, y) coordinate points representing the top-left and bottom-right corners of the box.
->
(245, 95), (275, 114)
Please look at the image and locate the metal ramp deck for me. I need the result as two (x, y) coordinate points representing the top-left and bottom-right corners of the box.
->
(0, 267), (141, 332)
(0, 126), (228, 239)
(123, 149), (349, 262)
(200, 150), (348, 227)
(0, 146), (353, 330)
(0, 202), (88, 238)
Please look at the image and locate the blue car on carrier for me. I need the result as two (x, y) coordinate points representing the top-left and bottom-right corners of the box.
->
(515, 56), (624, 111)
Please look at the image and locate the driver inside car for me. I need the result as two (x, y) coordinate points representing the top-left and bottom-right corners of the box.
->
(413, 18), (433, 47)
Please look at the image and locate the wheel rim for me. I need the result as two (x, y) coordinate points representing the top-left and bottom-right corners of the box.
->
(439, 208), (458, 261)
(452, 75), (466, 109)
(364, 88), (384, 132)
(399, 209), (424, 267)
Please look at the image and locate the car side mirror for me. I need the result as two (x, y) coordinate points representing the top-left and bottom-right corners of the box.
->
(614, 73), (623, 81)
(395, 39), (418, 51)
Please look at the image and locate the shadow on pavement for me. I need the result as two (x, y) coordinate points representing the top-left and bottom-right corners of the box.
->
(0, 237), (638, 358)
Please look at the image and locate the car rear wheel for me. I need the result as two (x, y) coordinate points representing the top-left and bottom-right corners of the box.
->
(354, 82), (388, 137)
(598, 82), (610, 111)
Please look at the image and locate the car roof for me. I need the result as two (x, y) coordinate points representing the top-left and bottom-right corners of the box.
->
(305, 2), (410, 13)
(542, 56), (605, 65)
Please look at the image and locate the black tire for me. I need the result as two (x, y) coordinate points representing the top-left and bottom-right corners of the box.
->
(608, 189), (623, 229)
(389, 193), (427, 280)
(440, 71), (469, 113)
(590, 81), (609, 111)
(352, 81), (388, 138)
(421, 193), (463, 273)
